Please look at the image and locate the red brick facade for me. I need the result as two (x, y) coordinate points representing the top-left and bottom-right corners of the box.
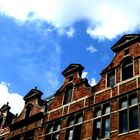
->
(0, 34), (140, 140)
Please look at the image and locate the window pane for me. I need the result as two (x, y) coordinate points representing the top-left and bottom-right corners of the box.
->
(64, 87), (72, 104)
(75, 113), (83, 124)
(68, 116), (74, 126)
(129, 94), (138, 106)
(122, 57), (133, 81)
(119, 97), (127, 109)
(24, 131), (33, 140)
(93, 119), (101, 139)
(129, 107), (138, 130)
(119, 110), (128, 133)
(46, 124), (53, 134)
(73, 125), (82, 140)
(101, 116), (110, 138)
(103, 104), (110, 114)
(53, 121), (61, 131)
(52, 132), (59, 140)
(94, 109), (101, 117)
(107, 70), (115, 87)
(66, 129), (73, 140)
(45, 134), (51, 140)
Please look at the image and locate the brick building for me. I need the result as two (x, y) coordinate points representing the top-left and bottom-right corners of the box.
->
(0, 34), (140, 140)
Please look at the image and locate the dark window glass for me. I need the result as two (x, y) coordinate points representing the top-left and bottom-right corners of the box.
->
(119, 97), (127, 109)
(124, 48), (129, 55)
(107, 70), (115, 87)
(129, 107), (138, 130)
(69, 75), (73, 81)
(66, 128), (73, 140)
(46, 121), (61, 140)
(94, 106), (101, 117)
(64, 85), (73, 104)
(67, 116), (74, 126)
(103, 103), (110, 115)
(101, 116), (110, 138)
(25, 104), (33, 118)
(119, 110), (128, 133)
(46, 124), (53, 134)
(75, 113), (83, 124)
(73, 125), (82, 140)
(66, 113), (83, 140)
(52, 132), (59, 140)
(119, 93), (139, 134)
(122, 57), (133, 81)
(53, 121), (61, 131)
(93, 103), (110, 139)
(24, 131), (34, 140)
(129, 93), (138, 106)
(93, 119), (101, 139)
(10, 135), (20, 140)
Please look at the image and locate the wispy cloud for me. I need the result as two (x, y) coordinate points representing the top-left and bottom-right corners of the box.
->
(66, 27), (75, 38)
(0, 82), (24, 115)
(86, 45), (97, 53)
(0, 18), (62, 95)
(0, 0), (140, 39)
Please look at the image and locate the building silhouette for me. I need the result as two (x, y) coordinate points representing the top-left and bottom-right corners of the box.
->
(0, 34), (140, 140)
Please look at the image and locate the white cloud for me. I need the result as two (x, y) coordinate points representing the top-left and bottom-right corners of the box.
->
(57, 26), (75, 37)
(89, 78), (97, 86)
(82, 72), (97, 86)
(66, 27), (75, 38)
(0, 0), (140, 39)
(82, 71), (88, 78)
(0, 82), (24, 115)
(86, 45), (97, 53)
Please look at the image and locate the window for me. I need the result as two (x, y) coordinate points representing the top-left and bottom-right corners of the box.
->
(25, 104), (33, 118)
(0, 114), (3, 127)
(119, 92), (138, 134)
(46, 120), (61, 140)
(65, 113), (83, 140)
(64, 84), (73, 104)
(93, 103), (110, 140)
(124, 48), (129, 55)
(24, 131), (34, 140)
(122, 57), (133, 81)
(69, 75), (73, 81)
(107, 70), (115, 87)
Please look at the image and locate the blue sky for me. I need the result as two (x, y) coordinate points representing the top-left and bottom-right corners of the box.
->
(0, 0), (140, 114)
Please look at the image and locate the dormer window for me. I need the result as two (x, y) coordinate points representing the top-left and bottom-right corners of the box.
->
(63, 84), (73, 105)
(25, 104), (33, 118)
(122, 57), (133, 81)
(107, 70), (115, 87)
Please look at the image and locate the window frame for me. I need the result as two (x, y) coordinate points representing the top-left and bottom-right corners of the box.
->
(65, 112), (83, 140)
(63, 84), (73, 105)
(25, 104), (33, 118)
(46, 120), (61, 140)
(93, 102), (111, 140)
(121, 57), (134, 81)
(119, 92), (139, 134)
(107, 70), (115, 87)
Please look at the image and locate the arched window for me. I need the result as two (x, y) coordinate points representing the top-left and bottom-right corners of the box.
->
(63, 84), (73, 105)
(122, 57), (133, 81)
(25, 104), (33, 118)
